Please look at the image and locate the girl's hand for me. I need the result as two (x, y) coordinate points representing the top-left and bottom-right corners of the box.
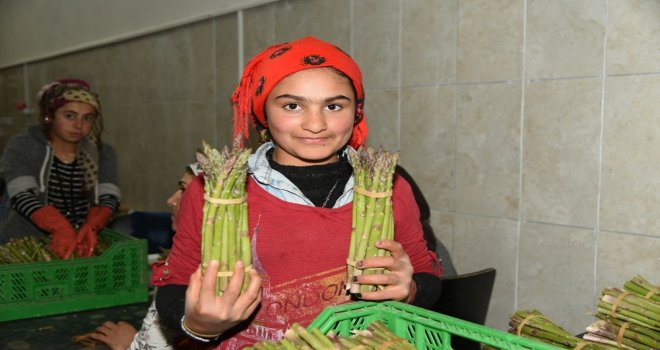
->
(353, 239), (414, 302)
(183, 260), (262, 336)
(88, 321), (137, 350)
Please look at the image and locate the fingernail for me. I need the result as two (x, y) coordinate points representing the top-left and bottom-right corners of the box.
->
(352, 276), (358, 283)
(356, 261), (363, 269)
(210, 260), (219, 267)
(375, 240), (383, 247)
(236, 260), (244, 268)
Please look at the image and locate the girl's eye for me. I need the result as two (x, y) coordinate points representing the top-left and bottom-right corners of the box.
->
(326, 104), (342, 111)
(64, 113), (76, 120)
(283, 103), (300, 111)
(83, 115), (96, 123)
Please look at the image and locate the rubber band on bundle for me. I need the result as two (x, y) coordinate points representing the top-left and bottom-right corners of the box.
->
(377, 338), (407, 350)
(516, 314), (549, 336)
(645, 287), (658, 299)
(610, 291), (630, 317)
(615, 322), (628, 346)
(204, 194), (247, 205)
(573, 341), (589, 350)
(201, 263), (253, 274)
(216, 265), (254, 277)
(353, 187), (392, 198)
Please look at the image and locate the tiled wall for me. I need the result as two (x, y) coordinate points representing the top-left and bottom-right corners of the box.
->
(1, 0), (658, 334)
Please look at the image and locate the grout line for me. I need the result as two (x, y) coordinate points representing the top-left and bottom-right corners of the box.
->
(397, 0), (402, 150)
(22, 64), (31, 114)
(211, 18), (218, 147)
(349, 0), (354, 56)
(237, 10), (244, 80)
(513, 0), (529, 313)
(451, 0), (459, 258)
(593, 0), (609, 304)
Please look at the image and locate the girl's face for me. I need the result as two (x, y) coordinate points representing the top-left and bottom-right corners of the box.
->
(264, 68), (356, 166)
(48, 101), (97, 145)
(166, 171), (196, 231)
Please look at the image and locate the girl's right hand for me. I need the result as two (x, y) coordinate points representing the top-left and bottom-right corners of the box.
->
(183, 260), (262, 337)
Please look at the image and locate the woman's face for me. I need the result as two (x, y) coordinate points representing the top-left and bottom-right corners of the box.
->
(48, 101), (97, 145)
(264, 68), (356, 166)
(166, 171), (196, 231)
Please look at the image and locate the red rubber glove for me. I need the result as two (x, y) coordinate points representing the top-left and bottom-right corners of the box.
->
(77, 206), (113, 257)
(30, 205), (78, 259)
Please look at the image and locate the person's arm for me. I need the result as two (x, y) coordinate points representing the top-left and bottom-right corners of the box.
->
(410, 272), (443, 309)
(153, 176), (204, 332)
(9, 189), (78, 259)
(393, 175), (443, 309)
(153, 176), (262, 342)
(1, 136), (78, 258)
(10, 190), (44, 219)
(77, 143), (121, 256)
(97, 143), (121, 205)
(155, 284), (187, 330)
(153, 176), (206, 331)
(349, 174), (443, 307)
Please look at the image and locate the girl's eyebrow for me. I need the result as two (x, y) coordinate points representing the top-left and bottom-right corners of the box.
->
(274, 94), (352, 103)
(61, 109), (96, 117)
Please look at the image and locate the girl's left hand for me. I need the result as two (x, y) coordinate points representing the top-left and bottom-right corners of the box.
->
(352, 239), (414, 302)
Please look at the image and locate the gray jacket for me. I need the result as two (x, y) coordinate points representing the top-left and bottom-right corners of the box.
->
(0, 126), (121, 242)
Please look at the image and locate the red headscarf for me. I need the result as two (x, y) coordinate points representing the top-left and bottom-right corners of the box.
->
(231, 36), (368, 149)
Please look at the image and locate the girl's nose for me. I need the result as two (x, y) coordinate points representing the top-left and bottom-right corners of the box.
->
(166, 191), (181, 208)
(301, 109), (327, 133)
(73, 118), (83, 129)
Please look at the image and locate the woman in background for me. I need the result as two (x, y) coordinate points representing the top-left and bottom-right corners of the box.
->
(89, 163), (202, 350)
(0, 79), (120, 259)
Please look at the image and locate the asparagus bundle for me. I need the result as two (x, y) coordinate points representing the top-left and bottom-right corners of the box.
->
(198, 141), (252, 295)
(623, 275), (659, 303)
(583, 283), (660, 350)
(346, 146), (399, 294)
(595, 288), (660, 331)
(244, 320), (415, 350)
(0, 235), (112, 264)
(508, 310), (621, 349)
(584, 319), (659, 350)
(0, 236), (58, 264)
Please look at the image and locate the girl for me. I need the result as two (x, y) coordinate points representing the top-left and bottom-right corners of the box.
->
(153, 36), (443, 349)
(0, 79), (120, 259)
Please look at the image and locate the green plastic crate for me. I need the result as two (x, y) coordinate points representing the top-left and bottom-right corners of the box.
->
(308, 301), (563, 350)
(0, 229), (148, 322)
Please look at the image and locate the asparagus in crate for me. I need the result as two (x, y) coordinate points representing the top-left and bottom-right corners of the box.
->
(346, 146), (399, 294)
(245, 320), (415, 350)
(508, 310), (621, 350)
(198, 141), (252, 295)
(0, 236), (57, 264)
